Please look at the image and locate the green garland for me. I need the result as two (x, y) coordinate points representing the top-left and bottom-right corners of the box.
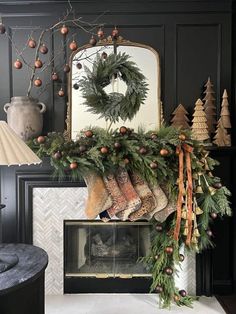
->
(29, 126), (231, 308)
(79, 52), (148, 123)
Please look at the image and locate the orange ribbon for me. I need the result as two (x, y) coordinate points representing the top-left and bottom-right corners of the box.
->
(174, 143), (193, 246)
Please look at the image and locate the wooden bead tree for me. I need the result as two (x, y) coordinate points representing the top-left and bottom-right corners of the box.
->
(191, 99), (210, 142)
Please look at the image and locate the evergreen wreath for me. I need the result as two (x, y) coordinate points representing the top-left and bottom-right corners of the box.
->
(79, 52), (149, 123)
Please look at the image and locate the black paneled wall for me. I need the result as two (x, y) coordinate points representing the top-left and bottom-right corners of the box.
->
(0, 0), (235, 296)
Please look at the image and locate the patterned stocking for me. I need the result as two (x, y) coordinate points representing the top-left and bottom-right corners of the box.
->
(154, 185), (177, 222)
(100, 173), (127, 220)
(84, 172), (112, 219)
(154, 200), (176, 222)
(144, 184), (168, 220)
(115, 168), (142, 220)
(129, 172), (156, 221)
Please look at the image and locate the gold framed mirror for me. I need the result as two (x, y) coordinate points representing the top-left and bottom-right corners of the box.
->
(67, 36), (161, 141)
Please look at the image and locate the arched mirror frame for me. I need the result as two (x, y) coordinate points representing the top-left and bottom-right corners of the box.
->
(65, 36), (162, 140)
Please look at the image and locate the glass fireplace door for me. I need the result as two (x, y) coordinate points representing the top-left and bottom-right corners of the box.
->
(64, 221), (152, 279)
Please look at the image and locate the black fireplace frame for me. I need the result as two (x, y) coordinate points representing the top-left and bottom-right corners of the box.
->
(1, 158), (212, 295)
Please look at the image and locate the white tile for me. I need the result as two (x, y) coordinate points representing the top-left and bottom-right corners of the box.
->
(46, 294), (226, 314)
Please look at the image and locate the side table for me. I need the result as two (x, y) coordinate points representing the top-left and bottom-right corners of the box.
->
(0, 243), (48, 314)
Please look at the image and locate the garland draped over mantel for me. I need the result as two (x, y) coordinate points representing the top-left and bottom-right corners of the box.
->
(29, 126), (231, 308)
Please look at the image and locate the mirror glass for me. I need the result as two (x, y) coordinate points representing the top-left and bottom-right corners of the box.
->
(69, 41), (161, 140)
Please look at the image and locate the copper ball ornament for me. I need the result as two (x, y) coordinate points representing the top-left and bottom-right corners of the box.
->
(63, 64), (70, 73)
(179, 289), (187, 297)
(119, 126), (128, 135)
(100, 146), (109, 154)
(123, 158), (130, 165)
(150, 133), (158, 140)
(160, 148), (169, 156)
(60, 24), (69, 35)
(69, 40), (78, 51)
(14, 59), (22, 69)
(165, 246), (174, 254)
(79, 145), (87, 153)
(150, 162), (158, 169)
(84, 130), (93, 138)
(156, 225), (163, 232)
(174, 295), (180, 302)
(213, 182), (222, 189)
(139, 147), (147, 155)
(34, 59), (43, 68)
(211, 212), (218, 219)
(207, 230), (213, 237)
(37, 136), (45, 144)
(54, 151), (62, 160)
(155, 285), (163, 293)
(28, 38), (36, 48)
(114, 142), (121, 149)
(34, 78), (42, 87)
(89, 36), (97, 46)
(164, 267), (173, 275)
(70, 162), (78, 170)
(179, 134), (186, 141)
(0, 23), (6, 34)
(39, 44), (48, 54)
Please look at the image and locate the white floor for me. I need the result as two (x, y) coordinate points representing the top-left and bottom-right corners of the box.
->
(46, 294), (226, 314)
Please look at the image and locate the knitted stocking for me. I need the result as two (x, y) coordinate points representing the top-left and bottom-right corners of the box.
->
(154, 200), (176, 222)
(115, 168), (141, 220)
(100, 173), (127, 220)
(84, 172), (112, 219)
(144, 184), (168, 220)
(129, 172), (156, 221)
(154, 185), (177, 222)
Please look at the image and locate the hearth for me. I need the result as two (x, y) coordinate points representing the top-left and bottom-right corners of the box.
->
(64, 220), (152, 293)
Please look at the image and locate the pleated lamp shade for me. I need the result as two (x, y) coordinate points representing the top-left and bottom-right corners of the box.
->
(0, 121), (41, 166)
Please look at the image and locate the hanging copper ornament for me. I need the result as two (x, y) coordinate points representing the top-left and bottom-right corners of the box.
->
(63, 64), (70, 73)
(89, 36), (97, 46)
(0, 23), (6, 34)
(14, 59), (22, 69)
(51, 72), (59, 81)
(58, 88), (65, 97)
(34, 58), (43, 68)
(34, 77), (42, 87)
(69, 40), (78, 51)
(39, 44), (48, 54)
(97, 27), (104, 39)
(111, 27), (119, 39)
(28, 38), (36, 48)
(60, 24), (69, 35)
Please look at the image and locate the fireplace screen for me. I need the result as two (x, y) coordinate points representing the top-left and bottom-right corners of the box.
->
(64, 221), (152, 278)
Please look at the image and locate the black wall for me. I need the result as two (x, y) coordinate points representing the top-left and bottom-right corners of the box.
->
(0, 0), (235, 296)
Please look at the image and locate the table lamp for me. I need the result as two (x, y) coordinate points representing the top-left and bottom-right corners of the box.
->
(0, 121), (41, 273)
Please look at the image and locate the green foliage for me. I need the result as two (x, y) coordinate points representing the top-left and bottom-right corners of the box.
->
(28, 126), (231, 308)
(79, 52), (148, 123)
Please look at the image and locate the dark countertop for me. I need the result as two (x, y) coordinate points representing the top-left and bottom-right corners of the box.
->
(0, 243), (48, 295)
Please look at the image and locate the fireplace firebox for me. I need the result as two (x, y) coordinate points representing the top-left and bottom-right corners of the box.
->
(64, 220), (152, 293)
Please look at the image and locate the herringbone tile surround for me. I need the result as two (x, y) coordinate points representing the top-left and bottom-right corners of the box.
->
(33, 187), (196, 295)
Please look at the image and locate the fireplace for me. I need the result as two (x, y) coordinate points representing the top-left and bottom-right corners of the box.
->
(64, 220), (152, 293)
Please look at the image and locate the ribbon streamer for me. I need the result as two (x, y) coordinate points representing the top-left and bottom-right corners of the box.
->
(174, 143), (193, 246)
